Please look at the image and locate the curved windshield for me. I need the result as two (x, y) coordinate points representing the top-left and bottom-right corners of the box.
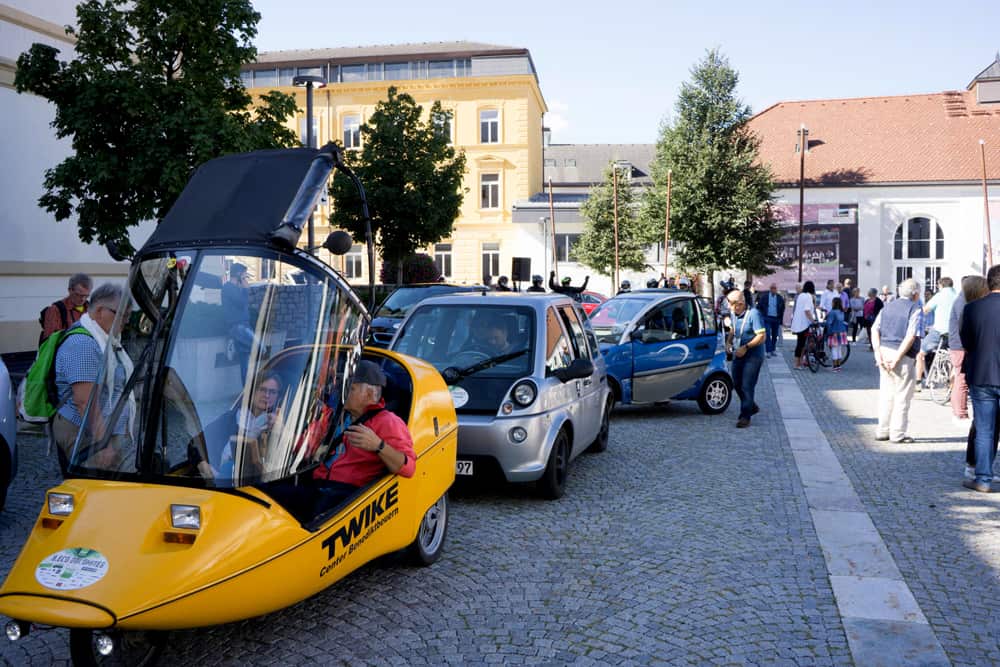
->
(393, 304), (535, 413)
(69, 250), (367, 488)
(375, 285), (476, 319)
(588, 297), (652, 344)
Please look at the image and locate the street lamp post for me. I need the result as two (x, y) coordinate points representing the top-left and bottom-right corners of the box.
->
(612, 165), (621, 291)
(293, 74), (327, 253)
(796, 124), (809, 283)
(981, 139), (994, 270)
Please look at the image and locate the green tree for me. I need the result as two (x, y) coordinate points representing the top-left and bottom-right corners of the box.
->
(14, 0), (298, 256)
(573, 164), (659, 277)
(329, 87), (467, 283)
(641, 48), (779, 278)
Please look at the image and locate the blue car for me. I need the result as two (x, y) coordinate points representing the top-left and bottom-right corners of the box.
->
(588, 289), (733, 414)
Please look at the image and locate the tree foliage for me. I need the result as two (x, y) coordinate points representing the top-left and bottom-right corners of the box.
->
(14, 0), (298, 256)
(641, 48), (779, 276)
(573, 164), (659, 276)
(329, 87), (467, 281)
(379, 253), (441, 285)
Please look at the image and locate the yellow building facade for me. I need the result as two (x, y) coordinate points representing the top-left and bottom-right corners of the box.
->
(241, 42), (547, 285)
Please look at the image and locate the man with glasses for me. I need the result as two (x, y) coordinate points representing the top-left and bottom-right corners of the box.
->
(40, 273), (92, 344)
(727, 291), (767, 428)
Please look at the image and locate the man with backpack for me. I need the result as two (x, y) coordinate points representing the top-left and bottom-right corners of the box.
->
(39, 273), (92, 344)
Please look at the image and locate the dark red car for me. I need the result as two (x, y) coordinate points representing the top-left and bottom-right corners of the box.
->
(579, 291), (607, 316)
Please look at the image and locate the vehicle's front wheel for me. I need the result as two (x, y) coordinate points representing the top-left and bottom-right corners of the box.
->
(587, 394), (614, 453)
(69, 629), (166, 667)
(539, 430), (570, 499)
(407, 492), (448, 566)
(697, 374), (733, 415)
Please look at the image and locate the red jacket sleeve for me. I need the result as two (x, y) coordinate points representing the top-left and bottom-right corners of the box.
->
(375, 411), (416, 478)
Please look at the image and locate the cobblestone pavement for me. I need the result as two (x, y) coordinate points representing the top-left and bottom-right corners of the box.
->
(2, 357), (858, 665)
(782, 333), (1000, 666)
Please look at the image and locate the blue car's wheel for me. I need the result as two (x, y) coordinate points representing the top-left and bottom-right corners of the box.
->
(697, 373), (732, 415)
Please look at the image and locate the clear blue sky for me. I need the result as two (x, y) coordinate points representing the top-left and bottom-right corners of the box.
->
(251, 0), (999, 144)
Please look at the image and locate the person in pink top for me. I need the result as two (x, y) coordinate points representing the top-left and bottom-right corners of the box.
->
(311, 360), (416, 512)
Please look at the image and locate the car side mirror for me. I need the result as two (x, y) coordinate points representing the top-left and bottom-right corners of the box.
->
(554, 358), (594, 383)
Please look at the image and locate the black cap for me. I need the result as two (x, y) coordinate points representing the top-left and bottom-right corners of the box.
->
(351, 360), (387, 387)
(231, 262), (248, 277)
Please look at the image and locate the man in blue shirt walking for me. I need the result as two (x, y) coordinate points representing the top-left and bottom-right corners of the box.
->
(755, 283), (785, 358)
(727, 290), (767, 428)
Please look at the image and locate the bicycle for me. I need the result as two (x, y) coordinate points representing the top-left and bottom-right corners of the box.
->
(803, 321), (851, 372)
(924, 334), (952, 406)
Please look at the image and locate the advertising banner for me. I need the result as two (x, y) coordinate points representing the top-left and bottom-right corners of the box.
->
(756, 203), (859, 295)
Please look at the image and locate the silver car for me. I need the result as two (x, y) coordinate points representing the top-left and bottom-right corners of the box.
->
(390, 293), (612, 499)
(0, 358), (16, 510)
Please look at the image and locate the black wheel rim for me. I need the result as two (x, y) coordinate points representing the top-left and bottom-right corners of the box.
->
(555, 437), (568, 486)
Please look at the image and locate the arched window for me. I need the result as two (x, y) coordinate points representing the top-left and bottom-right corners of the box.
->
(893, 217), (944, 260)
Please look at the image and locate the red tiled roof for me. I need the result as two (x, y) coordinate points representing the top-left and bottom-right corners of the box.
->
(748, 90), (1000, 186)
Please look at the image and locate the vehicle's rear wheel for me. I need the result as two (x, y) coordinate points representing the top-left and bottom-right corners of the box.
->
(697, 374), (733, 415)
(539, 430), (570, 499)
(69, 629), (166, 667)
(587, 394), (614, 453)
(407, 492), (448, 566)
(805, 339), (820, 373)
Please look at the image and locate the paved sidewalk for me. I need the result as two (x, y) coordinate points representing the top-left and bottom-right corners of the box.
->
(780, 333), (1000, 666)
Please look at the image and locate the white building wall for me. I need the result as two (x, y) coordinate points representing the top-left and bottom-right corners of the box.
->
(774, 184), (997, 295)
(1, 1), (154, 355)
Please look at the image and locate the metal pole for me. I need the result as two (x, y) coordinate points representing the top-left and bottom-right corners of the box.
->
(664, 169), (672, 279)
(797, 125), (807, 283)
(982, 139), (994, 270)
(306, 82), (315, 253)
(613, 166), (620, 291)
(548, 178), (558, 280)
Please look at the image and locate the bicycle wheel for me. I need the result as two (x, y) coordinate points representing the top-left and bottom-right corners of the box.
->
(840, 340), (851, 365)
(816, 340), (830, 367)
(927, 357), (952, 406)
(805, 338), (820, 372)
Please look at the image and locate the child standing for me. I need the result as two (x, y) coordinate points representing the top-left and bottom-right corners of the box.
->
(826, 297), (849, 371)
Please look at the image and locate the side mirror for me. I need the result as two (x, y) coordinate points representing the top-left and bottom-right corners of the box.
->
(553, 358), (594, 383)
(323, 230), (354, 255)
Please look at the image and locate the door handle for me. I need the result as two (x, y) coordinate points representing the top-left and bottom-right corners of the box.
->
(695, 343), (710, 350)
(583, 379), (593, 386)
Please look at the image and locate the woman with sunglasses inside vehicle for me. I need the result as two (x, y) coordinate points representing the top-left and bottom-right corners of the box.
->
(188, 369), (284, 480)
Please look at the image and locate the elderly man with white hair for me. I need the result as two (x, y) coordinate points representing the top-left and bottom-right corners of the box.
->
(870, 278), (922, 443)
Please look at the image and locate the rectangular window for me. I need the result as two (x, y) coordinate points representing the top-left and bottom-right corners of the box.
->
(434, 243), (453, 278)
(564, 159), (577, 166)
(480, 109), (499, 144)
(298, 118), (319, 148)
(343, 114), (361, 149)
(240, 70), (253, 87)
(480, 173), (500, 209)
(278, 67), (295, 86)
(366, 63), (383, 80)
(413, 61), (428, 79)
(433, 111), (453, 143)
(482, 243), (500, 281)
(545, 308), (574, 373)
(543, 158), (557, 166)
(345, 245), (363, 279)
(341, 64), (366, 82)
(428, 60), (454, 78)
(253, 69), (277, 88)
(385, 62), (410, 80)
(555, 234), (581, 262)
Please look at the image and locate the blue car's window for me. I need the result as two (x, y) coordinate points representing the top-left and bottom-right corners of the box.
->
(698, 297), (717, 334)
(589, 297), (651, 344)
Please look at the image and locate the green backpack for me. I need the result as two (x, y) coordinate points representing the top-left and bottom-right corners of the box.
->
(19, 326), (93, 423)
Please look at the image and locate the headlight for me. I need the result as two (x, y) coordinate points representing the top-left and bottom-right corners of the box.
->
(511, 381), (537, 407)
(47, 493), (74, 516)
(170, 504), (201, 530)
(391, 322), (401, 330)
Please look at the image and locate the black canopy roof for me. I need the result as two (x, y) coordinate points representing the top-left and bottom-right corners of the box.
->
(139, 147), (321, 255)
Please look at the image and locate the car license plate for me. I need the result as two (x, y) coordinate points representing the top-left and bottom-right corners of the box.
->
(456, 460), (474, 476)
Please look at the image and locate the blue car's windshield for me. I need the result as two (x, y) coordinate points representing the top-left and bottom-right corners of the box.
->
(589, 297), (651, 343)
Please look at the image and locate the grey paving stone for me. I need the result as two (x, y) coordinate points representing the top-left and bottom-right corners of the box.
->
(842, 617), (950, 667)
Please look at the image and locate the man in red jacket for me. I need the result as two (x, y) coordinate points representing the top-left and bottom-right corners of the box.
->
(311, 360), (416, 512)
